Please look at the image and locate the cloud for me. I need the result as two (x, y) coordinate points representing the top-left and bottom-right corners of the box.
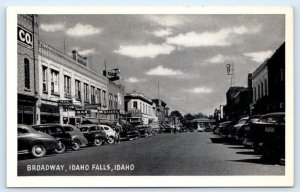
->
(40, 23), (65, 32)
(187, 87), (213, 94)
(77, 48), (97, 56)
(206, 54), (231, 64)
(166, 25), (261, 47)
(244, 50), (273, 63)
(114, 43), (175, 58)
(145, 15), (185, 27)
(125, 77), (141, 83)
(146, 65), (184, 76)
(66, 23), (102, 37)
(152, 28), (173, 37)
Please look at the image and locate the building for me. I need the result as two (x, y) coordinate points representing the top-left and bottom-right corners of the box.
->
(124, 92), (157, 125)
(37, 42), (109, 125)
(152, 99), (169, 124)
(224, 86), (251, 121)
(17, 14), (39, 125)
(190, 118), (216, 130)
(250, 42), (285, 114)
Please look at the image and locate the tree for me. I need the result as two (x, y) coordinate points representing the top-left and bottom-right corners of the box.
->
(170, 110), (183, 120)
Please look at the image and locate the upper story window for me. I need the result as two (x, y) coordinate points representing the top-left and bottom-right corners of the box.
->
(50, 69), (59, 95)
(75, 80), (81, 101)
(114, 95), (118, 108)
(103, 90), (107, 107)
(96, 88), (101, 105)
(253, 87), (256, 102)
(261, 82), (264, 97)
(84, 83), (89, 102)
(264, 79), (268, 96)
(24, 58), (30, 90)
(133, 101), (137, 109)
(42, 66), (47, 93)
(257, 84), (260, 99)
(91, 86), (95, 104)
(64, 75), (71, 98)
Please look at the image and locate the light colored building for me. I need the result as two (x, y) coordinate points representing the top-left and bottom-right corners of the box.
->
(37, 41), (108, 125)
(124, 92), (157, 125)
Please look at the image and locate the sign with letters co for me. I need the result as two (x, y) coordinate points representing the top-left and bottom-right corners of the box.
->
(17, 26), (33, 48)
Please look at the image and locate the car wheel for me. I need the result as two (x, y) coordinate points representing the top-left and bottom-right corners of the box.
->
(72, 140), (81, 151)
(94, 138), (103, 146)
(31, 144), (46, 158)
(55, 141), (66, 154)
(128, 137), (134, 141)
(145, 133), (149, 138)
(107, 136), (115, 144)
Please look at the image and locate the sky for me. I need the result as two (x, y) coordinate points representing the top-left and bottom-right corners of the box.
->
(38, 14), (285, 116)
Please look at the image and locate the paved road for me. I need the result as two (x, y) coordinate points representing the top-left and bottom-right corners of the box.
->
(18, 132), (284, 176)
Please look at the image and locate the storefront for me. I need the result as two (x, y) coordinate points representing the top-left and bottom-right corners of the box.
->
(40, 102), (60, 124)
(18, 94), (37, 125)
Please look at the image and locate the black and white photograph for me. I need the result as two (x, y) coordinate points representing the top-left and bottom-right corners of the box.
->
(7, 6), (293, 187)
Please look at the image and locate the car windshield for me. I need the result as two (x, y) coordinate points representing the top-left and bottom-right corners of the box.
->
(80, 127), (89, 133)
(238, 119), (247, 124)
(259, 115), (284, 123)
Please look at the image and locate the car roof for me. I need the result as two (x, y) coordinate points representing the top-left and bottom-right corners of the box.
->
(78, 124), (100, 127)
(261, 112), (285, 117)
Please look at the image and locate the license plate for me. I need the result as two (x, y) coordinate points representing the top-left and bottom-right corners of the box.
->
(265, 127), (275, 133)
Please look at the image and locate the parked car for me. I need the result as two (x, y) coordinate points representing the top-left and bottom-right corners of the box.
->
(78, 124), (108, 146)
(98, 124), (117, 144)
(238, 115), (262, 146)
(135, 125), (153, 137)
(31, 124), (74, 153)
(230, 117), (249, 140)
(120, 124), (140, 141)
(249, 112), (285, 162)
(32, 124), (88, 151)
(217, 121), (234, 137)
(18, 124), (59, 158)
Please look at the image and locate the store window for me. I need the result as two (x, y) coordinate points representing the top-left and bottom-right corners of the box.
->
(64, 75), (71, 98)
(24, 58), (30, 90)
(51, 69), (59, 95)
(75, 80), (81, 101)
(42, 66), (48, 93)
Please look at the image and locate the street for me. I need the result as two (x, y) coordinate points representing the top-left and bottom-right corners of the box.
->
(18, 132), (284, 176)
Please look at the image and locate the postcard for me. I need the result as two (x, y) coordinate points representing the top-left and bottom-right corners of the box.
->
(7, 6), (293, 187)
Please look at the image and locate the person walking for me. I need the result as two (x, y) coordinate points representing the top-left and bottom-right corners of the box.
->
(114, 123), (122, 145)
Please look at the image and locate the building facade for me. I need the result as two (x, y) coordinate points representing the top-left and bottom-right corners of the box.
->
(251, 42), (285, 114)
(17, 14), (39, 125)
(124, 92), (157, 125)
(38, 42), (108, 125)
(152, 99), (169, 124)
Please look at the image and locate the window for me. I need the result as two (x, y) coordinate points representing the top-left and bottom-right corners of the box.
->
(257, 84), (260, 99)
(253, 87), (256, 101)
(108, 93), (113, 108)
(103, 90), (106, 106)
(84, 83), (89, 102)
(264, 79), (268, 96)
(24, 58), (30, 89)
(97, 88), (101, 105)
(261, 82), (264, 97)
(18, 128), (29, 135)
(114, 95), (118, 108)
(64, 126), (74, 132)
(280, 68), (284, 82)
(91, 86), (95, 103)
(64, 75), (71, 98)
(75, 80), (81, 101)
(133, 101), (137, 109)
(42, 66), (48, 93)
(51, 69), (59, 95)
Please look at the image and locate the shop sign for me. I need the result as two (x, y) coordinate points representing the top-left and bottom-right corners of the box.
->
(58, 100), (73, 106)
(85, 104), (101, 110)
(98, 109), (120, 114)
(17, 26), (33, 48)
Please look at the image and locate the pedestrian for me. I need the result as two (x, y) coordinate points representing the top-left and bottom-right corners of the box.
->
(114, 123), (122, 145)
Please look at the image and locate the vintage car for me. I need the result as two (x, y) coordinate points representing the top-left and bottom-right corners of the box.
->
(32, 124), (88, 152)
(217, 121), (234, 137)
(238, 115), (262, 146)
(120, 124), (140, 141)
(78, 124), (108, 146)
(18, 124), (59, 158)
(31, 124), (74, 153)
(230, 117), (249, 140)
(98, 124), (117, 144)
(135, 125), (153, 137)
(249, 112), (285, 162)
